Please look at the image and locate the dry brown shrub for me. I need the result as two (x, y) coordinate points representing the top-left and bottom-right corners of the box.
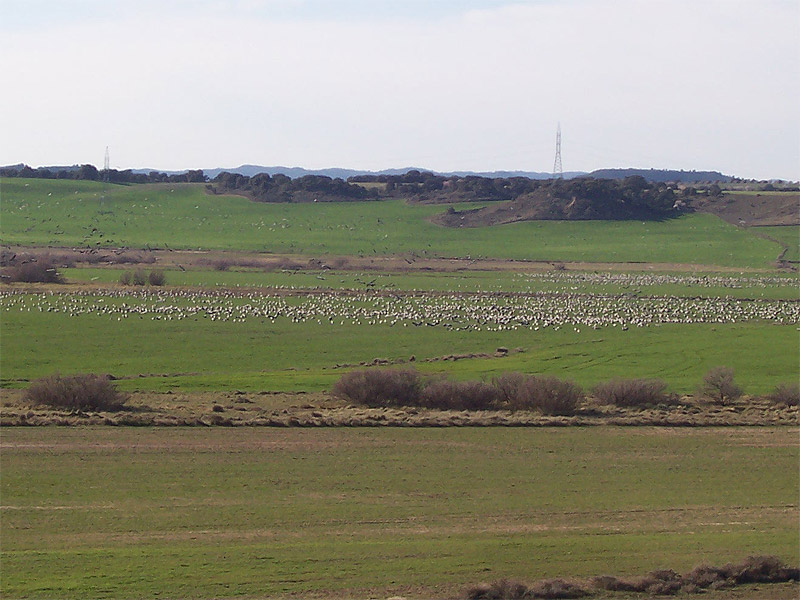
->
(699, 366), (743, 404)
(491, 372), (583, 415)
(765, 382), (800, 407)
(464, 579), (529, 600)
(465, 556), (798, 600)
(724, 555), (799, 584)
(212, 259), (231, 271)
(24, 373), (128, 411)
(147, 269), (166, 286)
(636, 569), (682, 595)
(3, 259), (64, 283)
(592, 378), (676, 408)
(132, 269), (148, 285)
(589, 575), (637, 592)
(331, 369), (422, 408)
(515, 376), (583, 416)
(682, 564), (728, 589)
(492, 372), (527, 408)
(527, 578), (589, 599)
(422, 379), (499, 411)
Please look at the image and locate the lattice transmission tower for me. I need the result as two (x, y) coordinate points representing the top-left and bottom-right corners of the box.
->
(552, 123), (563, 179)
(101, 146), (110, 204)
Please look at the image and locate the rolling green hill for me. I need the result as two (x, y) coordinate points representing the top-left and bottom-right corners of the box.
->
(0, 178), (782, 267)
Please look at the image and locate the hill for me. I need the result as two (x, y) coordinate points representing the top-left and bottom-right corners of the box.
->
(590, 168), (732, 183)
(0, 178), (783, 267)
(434, 176), (682, 226)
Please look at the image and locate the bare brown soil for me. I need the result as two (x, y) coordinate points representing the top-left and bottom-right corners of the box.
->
(1, 388), (796, 428)
(2, 244), (780, 274)
(691, 192), (799, 227)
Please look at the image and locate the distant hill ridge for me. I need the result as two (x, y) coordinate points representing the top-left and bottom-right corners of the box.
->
(3, 163), (734, 183)
(591, 168), (732, 183)
(137, 165), (733, 183)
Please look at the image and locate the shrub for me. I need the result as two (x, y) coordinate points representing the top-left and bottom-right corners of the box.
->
(682, 565), (728, 589)
(464, 579), (528, 600)
(132, 269), (147, 285)
(699, 366), (743, 404)
(492, 372), (527, 408)
(331, 368), (422, 407)
(637, 569), (682, 595)
(724, 555), (800, 584)
(24, 373), (128, 411)
(765, 382), (800, 407)
(491, 372), (583, 415)
(422, 379), (499, 411)
(592, 378), (676, 408)
(590, 575), (638, 592)
(119, 270), (132, 285)
(514, 375), (583, 415)
(147, 269), (166, 286)
(527, 578), (589, 598)
(3, 259), (64, 283)
(464, 579), (588, 600)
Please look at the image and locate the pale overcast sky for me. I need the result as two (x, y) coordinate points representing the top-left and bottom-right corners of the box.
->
(1, 0), (798, 179)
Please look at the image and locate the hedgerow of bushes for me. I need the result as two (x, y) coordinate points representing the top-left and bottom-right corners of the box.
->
(331, 366), (788, 414)
(331, 369), (584, 415)
(119, 269), (166, 286)
(464, 555), (799, 599)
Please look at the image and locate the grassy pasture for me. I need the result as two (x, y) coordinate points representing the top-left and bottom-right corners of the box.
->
(0, 178), (782, 266)
(753, 225), (800, 262)
(1, 427), (796, 599)
(61, 266), (800, 299)
(1, 289), (796, 394)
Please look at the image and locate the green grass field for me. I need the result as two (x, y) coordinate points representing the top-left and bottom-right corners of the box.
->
(61, 266), (800, 300)
(752, 225), (800, 262)
(0, 178), (783, 266)
(1, 427), (796, 599)
(1, 178), (798, 600)
(2, 291), (796, 394)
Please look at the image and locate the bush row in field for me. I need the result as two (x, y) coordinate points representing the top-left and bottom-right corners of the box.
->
(464, 555), (799, 599)
(332, 368), (798, 414)
(331, 369), (584, 415)
(119, 269), (166, 286)
(21, 369), (798, 414)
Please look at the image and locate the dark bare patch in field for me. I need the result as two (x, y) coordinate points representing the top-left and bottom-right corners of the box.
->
(3, 245), (778, 276)
(691, 192), (799, 227)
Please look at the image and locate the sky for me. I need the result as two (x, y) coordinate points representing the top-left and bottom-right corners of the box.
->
(1, 0), (798, 180)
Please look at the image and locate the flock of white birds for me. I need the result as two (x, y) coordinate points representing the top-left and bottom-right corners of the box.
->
(2, 286), (797, 333)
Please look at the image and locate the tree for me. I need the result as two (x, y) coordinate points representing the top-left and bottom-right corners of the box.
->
(77, 164), (99, 180)
(699, 366), (742, 404)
